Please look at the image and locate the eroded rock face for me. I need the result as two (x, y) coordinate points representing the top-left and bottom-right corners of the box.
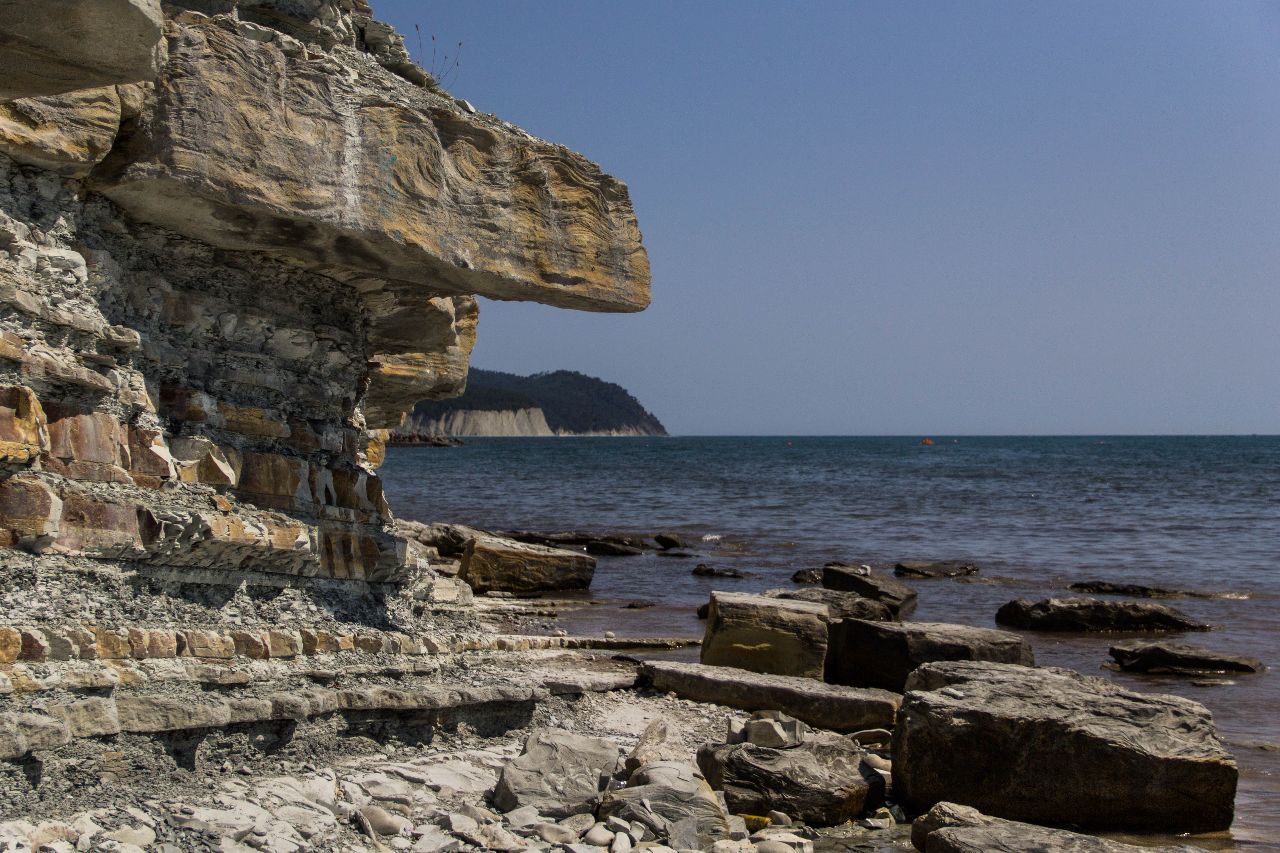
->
(0, 0), (165, 101)
(94, 12), (650, 313)
(0, 1), (648, 587)
(893, 661), (1237, 833)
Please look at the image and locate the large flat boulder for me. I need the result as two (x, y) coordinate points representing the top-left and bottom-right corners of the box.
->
(1108, 641), (1265, 675)
(894, 560), (978, 579)
(995, 597), (1211, 633)
(822, 565), (918, 618)
(641, 660), (899, 733)
(764, 587), (895, 622)
(700, 591), (829, 678)
(492, 729), (621, 818)
(458, 533), (595, 594)
(911, 802), (1200, 853)
(826, 620), (1033, 692)
(0, 0), (163, 100)
(697, 732), (885, 826)
(893, 661), (1237, 833)
(93, 13), (649, 314)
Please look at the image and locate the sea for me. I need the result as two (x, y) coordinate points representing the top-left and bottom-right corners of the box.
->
(380, 435), (1280, 849)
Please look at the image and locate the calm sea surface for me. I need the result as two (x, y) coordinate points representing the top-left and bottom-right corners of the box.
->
(381, 436), (1280, 849)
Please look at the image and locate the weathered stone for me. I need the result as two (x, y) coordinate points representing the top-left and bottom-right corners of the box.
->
(0, 0), (164, 100)
(95, 14), (650, 314)
(697, 733), (884, 827)
(0, 627), (19, 663)
(300, 629), (340, 655)
(624, 718), (687, 777)
(701, 592), (829, 679)
(230, 630), (269, 659)
(93, 626), (132, 659)
(179, 630), (235, 659)
(18, 627), (48, 661)
(0, 713), (70, 758)
(459, 533), (596, 594)
(910, 802), (1201, 853)
(821, 566), (918, 618)
(600, 762), (730, 848)
(50, 697), (121, 737)
(0, 88), (122, 177)
(1108, 641), (1265, 675)
(893, 661), (1237, 833)
(0, 385), (47, 463)
(642, 661), (899, 733)
(0, 474), (62, 551)
(763, 587), (895, 622)
(894, 560), (978, 579)
(53, 491), (143, 556)
(995, 597), (1212, 633)
(826, 620), (1034, 692)
(116, 696), (232, 732)
(267, 630), (302, 658)
(493, 729), (621, 818)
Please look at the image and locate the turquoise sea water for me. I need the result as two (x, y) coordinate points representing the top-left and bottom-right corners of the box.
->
(381, 436), (1280, 848)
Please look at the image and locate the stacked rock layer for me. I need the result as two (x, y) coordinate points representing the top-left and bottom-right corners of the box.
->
(0, 0), (649, 587)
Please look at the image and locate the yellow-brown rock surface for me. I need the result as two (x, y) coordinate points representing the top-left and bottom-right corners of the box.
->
(95, 14), (650, 313)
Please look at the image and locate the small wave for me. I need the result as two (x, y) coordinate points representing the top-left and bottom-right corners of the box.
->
(701, 534), (722, 542)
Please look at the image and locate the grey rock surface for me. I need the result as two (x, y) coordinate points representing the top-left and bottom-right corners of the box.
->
(826, 619), (1033, 692)
(995, 597), (1211, 632)
(642, 660), (900, 732)
(492, 728), (621, 818)
(894, 661), (1237, 833)
(821, 567), (918, 618)
(700, 591), (829, 679)
(1108, 641), (1265, 675)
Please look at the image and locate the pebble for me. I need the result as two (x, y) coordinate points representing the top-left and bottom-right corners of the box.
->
(362, 804), (412, 836)
(584, 823), (616, 846)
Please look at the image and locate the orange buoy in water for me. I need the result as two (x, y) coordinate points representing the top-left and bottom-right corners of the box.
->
(921, 437), (935, 446)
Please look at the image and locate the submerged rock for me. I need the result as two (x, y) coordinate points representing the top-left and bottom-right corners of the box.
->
(641, 660), (899, 733)
(894, 560), (979, 579)
(790, 568), (823, 584)
(995, 597), (1211, 633)
(697, 732), (885, 827)
(894, 661), (1237, 833)
(826, 620), (1033, 692)
(693, 564), (748, 579)
(910, 801), (1201, 853)
(1069, 580), (1244, 599)
(822, 566), (918, 618)
(700, 591), (829, 679)
(1108, 641), (1265, 675)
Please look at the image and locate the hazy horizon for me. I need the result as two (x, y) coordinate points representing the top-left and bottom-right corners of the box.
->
(378, 1), (1280, 435)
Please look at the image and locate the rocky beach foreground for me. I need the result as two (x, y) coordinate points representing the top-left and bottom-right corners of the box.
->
(0, 1), (1268, 851)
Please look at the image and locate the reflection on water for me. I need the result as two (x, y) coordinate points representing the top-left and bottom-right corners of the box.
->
(381, 436), (1280, 849)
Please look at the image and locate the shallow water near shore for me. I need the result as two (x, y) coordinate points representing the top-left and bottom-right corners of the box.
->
(381, 435), (1280, 850)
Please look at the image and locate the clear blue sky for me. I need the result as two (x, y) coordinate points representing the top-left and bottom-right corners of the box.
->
(374, 1), (1280, 435)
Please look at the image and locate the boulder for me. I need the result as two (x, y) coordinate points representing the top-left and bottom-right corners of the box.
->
(995, 597), (1211, 633)
(894, 560), (978, 579)
(893, 661), (1237, 833)
(911, 802), (1200, 853)
(0, 0), (164, 100)
(1108, 641), (1265, 675)
(700, 591), (829, 678)
(624, 718), (687, 777)
(790, 568), (822, 584)
(587, 539), (645, 557)
(822, 566), (917, 618)
(693, 564), (747, 579)
(599, 761), (730, 847)
(1068, 580), (1239, 600)
(492, 729), (621, 818)
(826, 620), (1033, 692)
(763, 587), (895, 622)
(641, 661), (899, 733)
(459, 533), (596, 594)
(654, 533), (685, 550)
(696, 732), (885, 826)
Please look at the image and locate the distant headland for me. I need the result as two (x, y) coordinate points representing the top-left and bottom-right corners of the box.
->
(392, 368), (668, 438)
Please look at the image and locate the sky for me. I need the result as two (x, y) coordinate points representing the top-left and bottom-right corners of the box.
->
(374, 1), (1280, 435)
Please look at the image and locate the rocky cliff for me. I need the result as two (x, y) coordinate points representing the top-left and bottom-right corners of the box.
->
(1, 0), (647, 578)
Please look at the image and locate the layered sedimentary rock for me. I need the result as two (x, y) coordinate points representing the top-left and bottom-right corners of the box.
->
(0, 0), (649, 588)
(893, 661), (1237, 833)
